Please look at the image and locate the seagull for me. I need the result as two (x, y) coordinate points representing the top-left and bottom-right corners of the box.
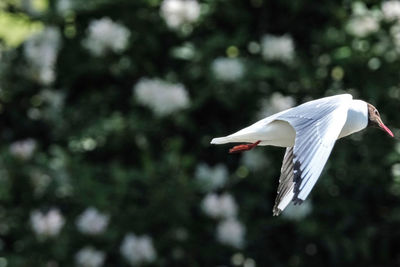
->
(210, 94), (394, 216)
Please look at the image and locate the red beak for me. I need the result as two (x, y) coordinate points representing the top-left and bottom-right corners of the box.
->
(379, 122), (394, 137)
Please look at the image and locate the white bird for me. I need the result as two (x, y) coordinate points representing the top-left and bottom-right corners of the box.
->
(210, 94), (393, 216)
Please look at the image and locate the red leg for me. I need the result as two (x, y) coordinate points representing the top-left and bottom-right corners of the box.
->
(229, 140), (261, 153)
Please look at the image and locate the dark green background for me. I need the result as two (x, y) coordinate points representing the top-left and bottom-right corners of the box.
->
(0, 0), (400, 266)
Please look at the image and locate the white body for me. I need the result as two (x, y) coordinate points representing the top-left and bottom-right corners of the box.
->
(210, 94), (369, 215)
(211, 99), (368, 147)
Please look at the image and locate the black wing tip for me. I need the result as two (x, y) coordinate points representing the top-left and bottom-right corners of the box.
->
(293, 159), (303, 199)
(272, 207), (282, 216)
(273, 198), (304, 216)
(292, 197), (303, 205)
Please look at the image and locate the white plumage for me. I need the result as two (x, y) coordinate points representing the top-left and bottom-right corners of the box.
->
(211, 94), (370, 215)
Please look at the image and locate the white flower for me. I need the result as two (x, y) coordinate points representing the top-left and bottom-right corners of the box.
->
(352, 1), (369, 16)
(218, 194), (238, 218)
(9, 138), (37, 160)
(134, 78), (190, 116)
(258, 92), (295, 118)
(241, 150), (268, 172)
(24, 27), (61, 85)
(57, 0), (74, 16)
(30, 170), (52, 197)
(195, 163), (228, 191)
(83, 17), (130, 56)
(390, 23), (400, 51)
(37, 89), (65, 117)
(75, 247), (105, 267)
(282, 201), (312, 220)
(382, 1), (400, 21)
(261, 34), (295, 63)
(201, 193), (237, 219)
(76, 207), (109, 235)
(40, 89), (65, 112)
(211, 58), (245, 82)
(30, 208), (65, 239)
(201, 194), (220, 217)
(392, 163), (400, 176)
(346, 15), (380, 37)
(21, 0), (46, 15)
(216, 218), (245, 249)
(120, 233), (157, 266)
(160, 0), (201, 29)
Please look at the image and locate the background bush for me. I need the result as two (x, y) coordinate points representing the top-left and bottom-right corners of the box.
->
(1, 0), (400, 266)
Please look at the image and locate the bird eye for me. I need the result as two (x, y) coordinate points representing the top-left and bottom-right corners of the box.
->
(374, 110), (379, 116)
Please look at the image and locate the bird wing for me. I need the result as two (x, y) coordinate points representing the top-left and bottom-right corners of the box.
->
(273, 94), (352, 215)
(273, 147), (295, 216)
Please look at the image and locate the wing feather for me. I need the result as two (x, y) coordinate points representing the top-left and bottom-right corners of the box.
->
(273, 94), (352, 214)
(273, 147), (294, 216)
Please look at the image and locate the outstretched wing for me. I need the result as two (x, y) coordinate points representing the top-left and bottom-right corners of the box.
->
(273, 147), (295, 216)
(273, 94), (352, 215)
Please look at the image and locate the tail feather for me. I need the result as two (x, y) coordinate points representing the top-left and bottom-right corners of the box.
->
(211, 133), (260, 144)
(210, 137), (230, 144)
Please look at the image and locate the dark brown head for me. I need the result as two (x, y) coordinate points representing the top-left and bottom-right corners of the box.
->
(367, 103), (394, 137)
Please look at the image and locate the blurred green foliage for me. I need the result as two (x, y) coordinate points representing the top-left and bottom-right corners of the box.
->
(1, 0), (400, 266)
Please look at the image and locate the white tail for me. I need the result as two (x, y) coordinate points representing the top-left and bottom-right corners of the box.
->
(211, 133), (259, 144)
(210, 137), (230, 144)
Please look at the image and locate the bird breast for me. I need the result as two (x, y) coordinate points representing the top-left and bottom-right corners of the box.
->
(338, 100), (368, 139)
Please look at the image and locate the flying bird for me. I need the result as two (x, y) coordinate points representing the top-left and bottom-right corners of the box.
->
(210, 94), (394, 216)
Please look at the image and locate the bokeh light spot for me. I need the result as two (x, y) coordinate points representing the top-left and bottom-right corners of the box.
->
(0, 257), (7, 267)
(231, 253), (244, 266)
(236, 166), (249, 178)
(305, 243), (317, 255)
(368, 57), (381, 70)
(244, 258), (256, 267)
(227, 46), (239, 58)
(331, 66), (344, 81)
(248, 41), (260, 54)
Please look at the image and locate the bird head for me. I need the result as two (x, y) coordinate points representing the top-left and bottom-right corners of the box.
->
(367, 103), (394, 137)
